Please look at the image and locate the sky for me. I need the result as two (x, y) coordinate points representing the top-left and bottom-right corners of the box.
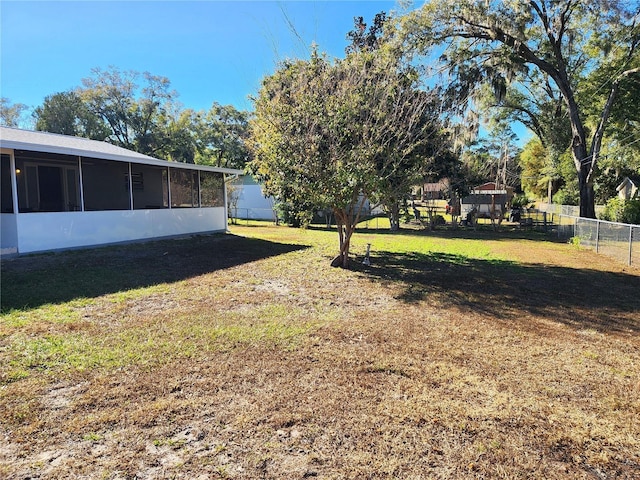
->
(1, 0), (409, 119)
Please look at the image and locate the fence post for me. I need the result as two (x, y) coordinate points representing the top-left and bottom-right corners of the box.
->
(595, 220), (600, 253)
(629, 225), (633, 267)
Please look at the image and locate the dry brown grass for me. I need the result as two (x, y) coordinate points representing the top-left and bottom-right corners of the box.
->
(1, 224), (639, 479)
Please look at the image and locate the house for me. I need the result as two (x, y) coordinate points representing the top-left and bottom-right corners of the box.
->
(461, 182), (515, 219)
(616, 176), (639, 200)
(0, 127), (242, 256)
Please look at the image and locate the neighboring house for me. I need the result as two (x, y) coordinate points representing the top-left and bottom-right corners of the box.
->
(461, 182), (515, 219)
(616, 176), (639, 200)
(417, 179), (449, 201)
(0, 127), (241, 256)
(229, 175), (276, 221)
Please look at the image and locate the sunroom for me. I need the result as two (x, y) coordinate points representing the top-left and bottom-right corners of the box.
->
(1, 127), (241, 255)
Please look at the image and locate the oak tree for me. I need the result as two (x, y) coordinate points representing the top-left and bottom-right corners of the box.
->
(400, 0), (640, 217)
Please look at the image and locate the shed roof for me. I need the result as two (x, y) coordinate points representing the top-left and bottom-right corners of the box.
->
(0, 127), (242, 175)
(616, 176), (639, 191)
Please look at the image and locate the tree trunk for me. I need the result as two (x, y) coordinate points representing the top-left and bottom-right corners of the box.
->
(388, 202), (400, 231)
(578, 167), (596, 219)
(332, 209), (355, 269)
(571, 141), (597, 219)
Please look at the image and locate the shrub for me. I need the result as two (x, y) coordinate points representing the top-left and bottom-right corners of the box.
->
(276, 202), (313, 227)
(433, 214), (446, 226)
(511, 194), (530, 209)
(601, 198), (640, 224)
(553, 187), (579, 206)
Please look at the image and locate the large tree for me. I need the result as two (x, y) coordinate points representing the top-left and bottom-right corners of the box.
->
(33, 90), (110, 139)
(250, 48), (448, 267)
(345, 12), (457, 229)
(400, 0), (640, 218)
(79, 66), (177, 157)
(194, 102), (252, 169)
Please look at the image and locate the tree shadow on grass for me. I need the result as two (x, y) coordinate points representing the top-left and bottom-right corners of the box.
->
(0, 234), (308, 312)
(353, 225), (565, 242)
(357, 250), (640, 335)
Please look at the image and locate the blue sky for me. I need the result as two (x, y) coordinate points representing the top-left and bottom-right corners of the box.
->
(1, 0), (408, 118)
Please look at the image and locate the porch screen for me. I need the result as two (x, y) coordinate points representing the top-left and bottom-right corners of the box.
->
(169, 168), (199, 208)
(14, 151), (80, 213)
(131, 164), (169, 209)
(200, 171), (224, 207)
(82, 158), (130, 211)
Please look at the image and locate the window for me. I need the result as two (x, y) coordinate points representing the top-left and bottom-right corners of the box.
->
(200, 171), (224, 207)
(15, 150), (80, 212)
(131, 164), (169, 209)
(82, 158), (130, 211)
(1, 154), (14, 213)
(169, 167), (199, 208)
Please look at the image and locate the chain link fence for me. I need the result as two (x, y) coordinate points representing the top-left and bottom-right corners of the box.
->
(537, 202), (608, 218)
(228, 207), (278, 224)
(556, 215), (639, 266)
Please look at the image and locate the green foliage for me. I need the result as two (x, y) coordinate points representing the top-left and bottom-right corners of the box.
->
(250, 45), (453, 264)
(433, 214), (446, 226)
(79, 67), (177, 157)
(552, 150), (582, 205)
(519, 138), (551, 200)
(345, 11), (388, 54)
(399, 0), (640, 218)
(28, 67), (252, 166)
(511, 194), (530, 209)
(601, 198), (640, 224)
(275, 202), (313, 228)
(553, 186), (580, 207)
(194, 102), (252, 169)
(34, 90), (110, 140)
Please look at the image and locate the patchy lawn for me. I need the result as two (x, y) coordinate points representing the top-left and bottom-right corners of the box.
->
(1, 224), (639, 479)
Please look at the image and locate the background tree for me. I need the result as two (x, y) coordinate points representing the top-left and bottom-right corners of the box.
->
(519, 138), (550, 200)
(0, 98), (29, 127)
(195, 102), (252, 168)
(160, 107), (199, 164)
(79, 66), (177, 157)
(250, 46), (450, 268)
(33, 90), (110, 139)
(345, 12), (387, 54)
(400, 0), (640, 218)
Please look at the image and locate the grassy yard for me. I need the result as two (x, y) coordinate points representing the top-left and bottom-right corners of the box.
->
(1, 223), (639, 479)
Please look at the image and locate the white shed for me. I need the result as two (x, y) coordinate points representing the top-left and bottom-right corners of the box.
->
(0, 127), (241, 255)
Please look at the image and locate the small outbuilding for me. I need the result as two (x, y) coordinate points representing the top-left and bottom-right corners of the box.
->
(616, 176), (639, 200)
(460, 182), (515, 219)
(1, 127), (241, 255)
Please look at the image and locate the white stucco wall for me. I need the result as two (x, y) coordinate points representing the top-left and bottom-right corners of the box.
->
(14, 207), (226, 254)
(1, 214), (18, 255)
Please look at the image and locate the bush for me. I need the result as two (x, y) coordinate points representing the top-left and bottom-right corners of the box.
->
(276, 202), (313, 227)
(601, 198), (640, 224)
(553, 187), (579, 206)
(433, 214), (446, 226)
(511, 194), (530, 209)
